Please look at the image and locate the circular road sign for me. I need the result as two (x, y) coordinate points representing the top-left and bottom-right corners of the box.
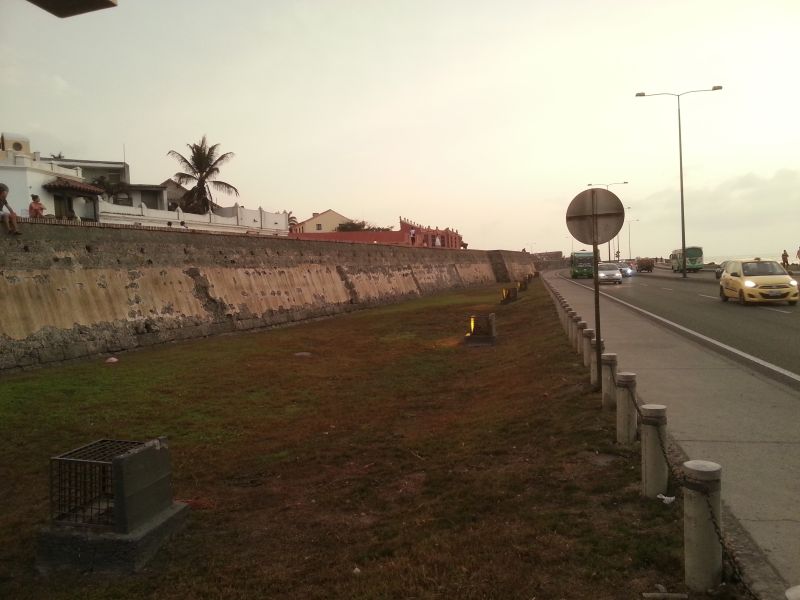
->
(566, 188), (625, 245)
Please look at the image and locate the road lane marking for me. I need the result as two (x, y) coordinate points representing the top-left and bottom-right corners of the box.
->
(553, 273), (800, 386)
(698, 294), (718, 300)
(762, 307), (792, 314)
(661, 287), (673, 291)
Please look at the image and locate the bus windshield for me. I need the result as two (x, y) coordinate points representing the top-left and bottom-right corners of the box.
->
(686, 247), (703, 258)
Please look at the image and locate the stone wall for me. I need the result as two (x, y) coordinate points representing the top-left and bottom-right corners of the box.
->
(0, 222), (536, 371)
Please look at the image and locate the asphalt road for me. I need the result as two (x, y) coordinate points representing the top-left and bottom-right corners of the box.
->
(560, 267), (800, 377)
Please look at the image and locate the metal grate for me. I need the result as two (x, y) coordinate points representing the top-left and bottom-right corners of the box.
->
(50, 439), (144, 527)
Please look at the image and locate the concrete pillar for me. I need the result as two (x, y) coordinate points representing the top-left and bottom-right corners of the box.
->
(575, 321), (587, 354)
(615, 372), (637, 445)
(568, 312), (578, 345)
(601, 353), (617, 410)
(589, 338), (604, 386)
(683, 460), (723, 592)
(582, 328), (594, 367)
(785, 586), (800, 599)
(640, 404), (668, 498)
(570, 313), (580, 346)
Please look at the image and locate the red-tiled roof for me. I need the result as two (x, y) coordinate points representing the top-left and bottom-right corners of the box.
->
(43, 177), (104, 195)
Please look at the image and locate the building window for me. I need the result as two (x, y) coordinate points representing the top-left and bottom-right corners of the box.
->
(316, 224), (322, 231)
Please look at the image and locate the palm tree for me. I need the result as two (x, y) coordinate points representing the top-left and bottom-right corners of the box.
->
(167, 135), (239, 214)
(287, 211), (299, 228)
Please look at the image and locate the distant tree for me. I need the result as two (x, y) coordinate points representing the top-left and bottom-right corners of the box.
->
(50, 152), (64, 159)
(92, 175), (129, 203)
(287, 211), (299, 227)
(336, 220), (392, 232)
(167, 135), (239, 214)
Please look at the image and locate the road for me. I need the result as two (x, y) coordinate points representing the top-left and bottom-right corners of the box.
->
(560, 267), (800, 377)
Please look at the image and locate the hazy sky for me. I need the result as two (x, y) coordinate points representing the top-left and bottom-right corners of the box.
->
(2, 0), (799, 259)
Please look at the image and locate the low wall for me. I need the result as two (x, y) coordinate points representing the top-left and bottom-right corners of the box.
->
(0, 222), (536, 371)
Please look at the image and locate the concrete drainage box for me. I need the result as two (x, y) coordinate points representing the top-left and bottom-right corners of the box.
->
(37, 437), (188, 574)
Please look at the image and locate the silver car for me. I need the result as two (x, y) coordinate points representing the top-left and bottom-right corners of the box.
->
(597, 262), (623, 284)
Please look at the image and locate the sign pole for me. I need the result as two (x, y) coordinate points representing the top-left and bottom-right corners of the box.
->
(591, 189), (603, 391)
(566, 187), (625, 393)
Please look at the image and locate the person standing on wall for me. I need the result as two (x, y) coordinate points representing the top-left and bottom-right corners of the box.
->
(0, 183), (22, 235)
(781, 249), (789, 269)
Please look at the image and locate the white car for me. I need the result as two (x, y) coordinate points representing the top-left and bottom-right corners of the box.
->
(597, 262), (623, 284)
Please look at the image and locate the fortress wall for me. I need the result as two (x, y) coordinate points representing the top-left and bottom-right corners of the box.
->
(0, 223), (535, 371)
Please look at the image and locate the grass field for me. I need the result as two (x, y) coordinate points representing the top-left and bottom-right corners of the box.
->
(0, 281), (708, 599)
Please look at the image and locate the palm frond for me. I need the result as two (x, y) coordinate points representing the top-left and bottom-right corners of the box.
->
(209, 180), (239, 196)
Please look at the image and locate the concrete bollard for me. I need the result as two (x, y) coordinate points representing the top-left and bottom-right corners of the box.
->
(567, 311), (577, 344)
(575, 321), (587, 354)
(615, 372), (638, 445)
(601, 353), (617, 410)
(582, 328), (594, 367)
(560, 302), (569, 331)
(570, 314), (580, 347)
(683, 460), (723, 592)
(590, 338), (604, 386)
(640, 404), (668, 498)
(785, 586), (800, 599)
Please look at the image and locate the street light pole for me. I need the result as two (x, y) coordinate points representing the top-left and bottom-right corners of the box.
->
(628, 219), (639, 260)
(587, 181), (628, 260)
(636, 86), (722, 278)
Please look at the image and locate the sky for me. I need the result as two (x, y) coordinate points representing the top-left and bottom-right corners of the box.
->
(2, 0), (799, 260)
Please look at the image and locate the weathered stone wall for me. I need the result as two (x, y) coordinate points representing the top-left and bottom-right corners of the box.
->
(0, 222), (536, 371)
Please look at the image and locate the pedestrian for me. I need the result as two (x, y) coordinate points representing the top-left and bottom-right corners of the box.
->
(409, 227), (416, 245)
(781, 249), (789, 269)
(0, 183), (22, 235)
(28, 194), (45, 218)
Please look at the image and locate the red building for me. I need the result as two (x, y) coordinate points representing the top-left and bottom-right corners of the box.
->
(291, 216), (466, 249)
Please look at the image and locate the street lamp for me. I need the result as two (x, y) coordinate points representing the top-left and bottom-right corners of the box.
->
(636, 86), (722, 278)
(628, 219), (639, 261)
(587, 181), (628, 260)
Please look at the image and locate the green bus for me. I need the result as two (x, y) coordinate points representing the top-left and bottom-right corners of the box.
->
(570, 250), (594, 278)
(670, 246), (703, 273)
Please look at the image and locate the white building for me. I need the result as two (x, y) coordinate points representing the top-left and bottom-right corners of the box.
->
(0, 132), (290, 236)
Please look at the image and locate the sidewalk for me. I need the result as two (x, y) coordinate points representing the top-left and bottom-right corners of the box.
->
(544, 271), (799, 598)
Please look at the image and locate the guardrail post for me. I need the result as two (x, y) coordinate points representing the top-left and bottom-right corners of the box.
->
(575, 321), (587, 354)
(582, 328), (594, 367)
(601, 353), (617, 410)
(640, 404), (668, 498)
(683, 460), (723, 592)
(590, 337), (603, 386)
(615, 372), (637, 445)
(568, 312), (577, 345)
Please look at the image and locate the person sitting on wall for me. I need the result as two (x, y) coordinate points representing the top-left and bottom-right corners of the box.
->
(67, 209), (81, 222)
(28, 194), (45, 218)
(0, 183), (22, 235)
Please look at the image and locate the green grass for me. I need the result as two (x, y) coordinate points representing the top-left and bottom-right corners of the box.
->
(0, 282), (720, 599)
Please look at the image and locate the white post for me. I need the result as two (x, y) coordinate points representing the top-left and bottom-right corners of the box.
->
(575, 321), (587, 354)
(601, 353), (617, 410)
(640, 404), (668, 498)
(785, 586), (800, 599)
(615, 372), (637, 445)
(683, 460), (723, 592)
(582, 328), (594, 367)
(590, 338), (603, 386)
(568, 312), (577, 345)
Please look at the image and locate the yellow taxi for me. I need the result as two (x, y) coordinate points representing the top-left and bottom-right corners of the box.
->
(719, 258), (798, 306)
